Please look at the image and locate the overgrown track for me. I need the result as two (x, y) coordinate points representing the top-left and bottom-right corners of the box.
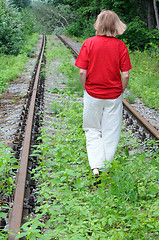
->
(8, 34), (46, 240)
(56, 34), (159, 141)
(6, 34), (158, 239)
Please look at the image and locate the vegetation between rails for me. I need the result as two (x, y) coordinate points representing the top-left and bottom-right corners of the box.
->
(0, 144), (19, 239)
(46, 38), (83, 95)
(15, 93), (159, 239)
(14, 36), (159, 239)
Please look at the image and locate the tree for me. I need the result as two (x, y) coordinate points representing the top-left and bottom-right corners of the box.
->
(0, 0), (25, 54)
(32, 1), (74, 33)
(32, 0), (159, 49)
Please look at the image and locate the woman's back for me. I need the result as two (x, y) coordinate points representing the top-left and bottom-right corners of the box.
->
(75, 35), (131, 99)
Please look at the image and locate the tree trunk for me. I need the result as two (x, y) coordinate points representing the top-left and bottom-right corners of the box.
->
(147, 0), (156, 30)
(153, 0), (159, 30)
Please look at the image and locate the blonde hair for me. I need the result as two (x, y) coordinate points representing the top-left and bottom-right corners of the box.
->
(94, 10), (127, 37)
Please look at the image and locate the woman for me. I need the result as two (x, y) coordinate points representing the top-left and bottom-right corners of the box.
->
(75, 10), (132, 177)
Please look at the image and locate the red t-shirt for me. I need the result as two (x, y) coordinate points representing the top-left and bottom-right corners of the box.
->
(75, 35), (132, 99)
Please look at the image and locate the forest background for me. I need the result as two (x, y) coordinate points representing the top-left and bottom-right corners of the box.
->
(0, 0), (159, 108)
(1, 0), (159, 53)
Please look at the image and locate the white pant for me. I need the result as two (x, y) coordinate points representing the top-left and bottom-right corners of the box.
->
(83, 91), (123, 169)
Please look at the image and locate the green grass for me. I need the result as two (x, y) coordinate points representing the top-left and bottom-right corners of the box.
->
(0, 33), (39, 95)
(0, 144), (19, 239)
(15, 93), (159, 240)
(46, 36), (83, 95)
(129, 49), (159, 110)
(0, 53), (28, 93)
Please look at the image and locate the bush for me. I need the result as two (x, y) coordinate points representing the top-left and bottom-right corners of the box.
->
(120, 17), (159, 50)
(0, 1), (24, 55)
(66, 20), (84, 37)
(67, 14), (159, 51)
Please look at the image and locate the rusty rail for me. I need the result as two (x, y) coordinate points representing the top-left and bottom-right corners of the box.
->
(122, 98), (159, 139)
(56, 34), (159, 140)
(8, 34), (46, 240)
(56, 34), (79, 58)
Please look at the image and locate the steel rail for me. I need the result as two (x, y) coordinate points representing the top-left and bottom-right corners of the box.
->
(56, 34), (159, 140)
(8, 34), (46, 240)
(123, 98), (159, 139)
(56, 34), (79, 58)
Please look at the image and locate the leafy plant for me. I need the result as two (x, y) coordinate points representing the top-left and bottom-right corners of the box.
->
(121, 17), (159, 50)
(0, 144), (19, 195)
(16, 92), (159, 239)
(124, 91), (136, 104)
(0, 0), (25, 55)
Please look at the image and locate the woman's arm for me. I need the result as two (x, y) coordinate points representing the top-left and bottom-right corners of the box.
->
(79, 69), (87, 90)
(121, 71), (129, 92)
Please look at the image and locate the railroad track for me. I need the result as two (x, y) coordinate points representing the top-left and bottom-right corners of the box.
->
(8, 34), (46, 240)
(56, 34), (159, 141)
(4, 33), (158, 239)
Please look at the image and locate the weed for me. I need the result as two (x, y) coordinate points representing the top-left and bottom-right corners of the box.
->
(50, 101), (63, 115)
(124, 92), (136, 104)
(0, 144), (19, 195)
(16, 93), (159, 239)
(57, 59), (83, 95)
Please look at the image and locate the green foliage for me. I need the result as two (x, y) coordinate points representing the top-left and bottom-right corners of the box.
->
(0, 205), (9, 239)
(0, 33), (39, 94)
(15, 34), (158, 237)
(21, 8), (36, 35)
(47, 0), (159, 51)
(16, 92), (159, 239)
(32, 2), (74, 34)
(124, 92), (136, 104)
(129, 49), (159, 110)
(121, 17), (159, 50)
(57, 59), (83, 94)
(66, 17), (96, 38)
(46, 38), (83, 95)
(0, 1), (37, 55)
(0, 144), (19, 195)
(0, 53), (27, 93)
(0, 0), (25, 55)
